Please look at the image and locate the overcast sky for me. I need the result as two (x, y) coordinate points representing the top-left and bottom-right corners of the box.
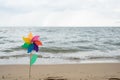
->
(0, 0), (120, 26)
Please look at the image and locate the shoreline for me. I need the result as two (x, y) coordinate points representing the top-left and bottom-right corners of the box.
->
(0, 63), (120, 80)
(0, 62), (120, 65)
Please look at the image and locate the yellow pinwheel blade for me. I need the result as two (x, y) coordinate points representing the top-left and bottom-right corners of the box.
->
(23, 37), (31, 44)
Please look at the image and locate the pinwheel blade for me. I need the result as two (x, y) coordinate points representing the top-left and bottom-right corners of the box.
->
(28, 44), (34, 53)
(34, 40), (42, 46)
(30, 54), (38, 66)
(23, 37), (31, 44)
(22, 43), (30, 48)
(33, 43), (39, 52)
(28, 32), (33, 40)
(32, 36), (39, 42)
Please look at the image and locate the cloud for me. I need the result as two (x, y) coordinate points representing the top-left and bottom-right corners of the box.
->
(42, 10), (115, 26)
(0, 0), (120, 26)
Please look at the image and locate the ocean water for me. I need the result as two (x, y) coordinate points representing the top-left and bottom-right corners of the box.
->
(0, 27), (120, 64)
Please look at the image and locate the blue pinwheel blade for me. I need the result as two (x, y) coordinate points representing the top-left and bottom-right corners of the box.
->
(27, 44), (34, 53)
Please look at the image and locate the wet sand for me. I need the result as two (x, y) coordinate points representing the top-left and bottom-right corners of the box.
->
(0, 63), (120, 80)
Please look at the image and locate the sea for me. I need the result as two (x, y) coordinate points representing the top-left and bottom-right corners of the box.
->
(0, 27), (120, 65)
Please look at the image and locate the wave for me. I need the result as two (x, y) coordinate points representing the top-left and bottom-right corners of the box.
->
(40, 47), (80, 53)
(1, 47), (23, 53)
(62, 56), (120, 62)
(1, 46), (80, 53)
(0, 54), (42, 59)
(1, 45), (114, 53)
(2, 44), (119, 54)
(77, 46), (98, 51)
(104, 41), (120, 46)
(0, 37), (7, 39)
(70, 40), (90, 43)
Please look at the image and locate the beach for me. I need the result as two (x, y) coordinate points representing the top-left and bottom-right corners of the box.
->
(0, 63), (120, 80)
(0, 27), (120, 80)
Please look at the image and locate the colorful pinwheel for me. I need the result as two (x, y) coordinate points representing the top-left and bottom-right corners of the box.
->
(21, 32), (42, 80)
(22, 32), (42, 53)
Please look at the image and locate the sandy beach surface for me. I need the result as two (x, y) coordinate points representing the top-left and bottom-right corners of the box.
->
(0, 63), (120, 80)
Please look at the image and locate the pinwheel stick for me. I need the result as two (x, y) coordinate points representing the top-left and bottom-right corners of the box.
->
(22, 33), (42, 80)
(29, 53), (32, 80)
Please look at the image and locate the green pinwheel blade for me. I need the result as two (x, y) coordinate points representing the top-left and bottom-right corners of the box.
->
(22, 43), (30, 48)
(30, 54), (38, 66)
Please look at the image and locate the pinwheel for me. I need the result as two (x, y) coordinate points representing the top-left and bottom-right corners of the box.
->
(22, 32), (42, 53)
(21, 32), (42, 80)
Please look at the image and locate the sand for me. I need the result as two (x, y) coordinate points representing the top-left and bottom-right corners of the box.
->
(0, 63), (120, 80)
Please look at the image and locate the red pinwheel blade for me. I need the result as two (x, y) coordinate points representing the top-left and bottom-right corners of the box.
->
(34, 40), (42, 46)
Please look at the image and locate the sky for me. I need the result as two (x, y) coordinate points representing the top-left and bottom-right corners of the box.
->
(0, 0), (120, 27)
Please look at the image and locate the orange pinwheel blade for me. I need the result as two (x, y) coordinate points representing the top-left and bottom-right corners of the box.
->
(28, 32), (33, 40)
(34, 40), (42, 46)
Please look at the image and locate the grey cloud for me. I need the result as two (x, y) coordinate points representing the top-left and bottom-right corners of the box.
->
(0, 0), (120, 26)
(0, 0), (120, 14)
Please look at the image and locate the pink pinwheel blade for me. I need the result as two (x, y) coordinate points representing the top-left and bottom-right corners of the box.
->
(32, 36), (39, 42)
